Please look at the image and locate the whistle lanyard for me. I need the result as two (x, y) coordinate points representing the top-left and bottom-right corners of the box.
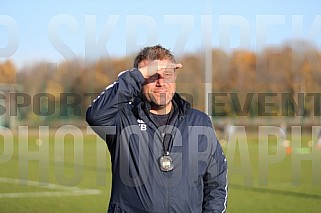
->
(150, 108), (174, 153)
(150, 107), (176, 171)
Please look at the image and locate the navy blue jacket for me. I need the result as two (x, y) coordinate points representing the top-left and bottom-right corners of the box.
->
(86, 68), (228, 213)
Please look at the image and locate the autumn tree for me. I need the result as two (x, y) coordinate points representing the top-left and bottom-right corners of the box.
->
(0, 60), (16, 83)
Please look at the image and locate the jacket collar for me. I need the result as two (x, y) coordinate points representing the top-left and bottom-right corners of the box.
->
(132, 93), (191, 127)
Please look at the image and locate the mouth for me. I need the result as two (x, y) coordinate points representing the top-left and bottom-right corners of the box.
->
(153, 90), (167, 94)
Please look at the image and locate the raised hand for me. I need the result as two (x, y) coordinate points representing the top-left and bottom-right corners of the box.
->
(138, 60), (182, 79)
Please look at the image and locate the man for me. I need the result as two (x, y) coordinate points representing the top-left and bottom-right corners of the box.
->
(86, 45), (228, 212)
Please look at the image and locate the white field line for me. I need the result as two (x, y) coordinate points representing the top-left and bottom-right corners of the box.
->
(0, 177), (101, 198)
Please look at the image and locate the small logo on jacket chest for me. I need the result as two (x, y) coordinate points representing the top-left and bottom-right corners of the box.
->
(137, 119), (147, 131)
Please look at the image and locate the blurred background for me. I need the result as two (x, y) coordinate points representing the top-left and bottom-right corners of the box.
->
(1, 1), (321, 212)
(1, 0), (320, 129)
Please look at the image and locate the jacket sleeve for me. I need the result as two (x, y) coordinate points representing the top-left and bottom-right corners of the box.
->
(86, 68), (145, 127)
(202, 130), (228, 213)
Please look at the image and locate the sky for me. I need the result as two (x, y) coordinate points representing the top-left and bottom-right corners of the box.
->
(0, 0), (320, 68)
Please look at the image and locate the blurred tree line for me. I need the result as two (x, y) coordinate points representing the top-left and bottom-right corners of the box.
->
(1, 40), (321, 125)
(0, 60), (16, 83)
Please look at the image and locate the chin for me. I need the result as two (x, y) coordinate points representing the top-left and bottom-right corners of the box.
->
(153, 101), (168, 107)
(152, 99), (171, 108)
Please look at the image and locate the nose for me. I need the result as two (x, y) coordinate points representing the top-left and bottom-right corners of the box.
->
(155, 74), (165, 86)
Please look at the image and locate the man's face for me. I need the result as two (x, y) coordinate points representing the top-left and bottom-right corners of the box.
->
(139, 60), (177, 107)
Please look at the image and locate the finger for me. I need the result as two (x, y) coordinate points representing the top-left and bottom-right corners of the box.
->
(175, 63), (182, 69)
(158, 62), (182, 70)
(158, 68), (175, 75)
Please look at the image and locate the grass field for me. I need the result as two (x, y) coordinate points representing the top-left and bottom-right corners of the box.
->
(0, 126), (321, 213)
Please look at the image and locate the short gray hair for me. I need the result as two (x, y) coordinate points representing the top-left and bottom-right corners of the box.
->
(133, 45), (176, 68)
